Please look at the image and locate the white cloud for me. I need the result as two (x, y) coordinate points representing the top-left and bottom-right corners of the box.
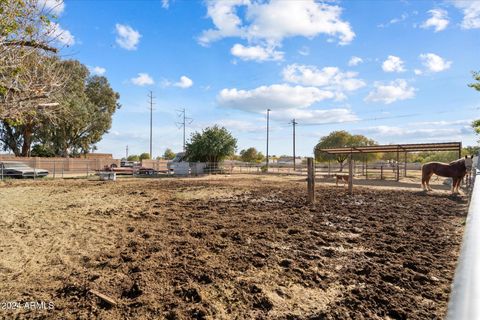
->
(131, 73), (154, 86)
(414, 69), (423, 75)
(298, 46), (310, 56)
(198, 0), (245, 45)
(348, 56), (363, 66)
(419, 53), (452, 72)
(218, 84), (335, 113)
(115, 24), (141, 50)
(382, 55), (406, 73)
(174, 76), (193, 89)
(451, 1), (480, 29)
(389, 13), (408, 25)
(412, 119), (471, 126)
(231, 43), (283, 61)
(89, 66), (106, 75)
(246, 1), (355, 45)
(162, 0), (169, 9)
(38, 0), (65, 15)
(421, 9), (449, 32)
(199, 0), (355, 61)
(282, 64), (366, 100)
(365, 79), (416, 104)
(378, 13), (408, 28)
(215, 119), (264, 133)
(48, 22), (75, 46)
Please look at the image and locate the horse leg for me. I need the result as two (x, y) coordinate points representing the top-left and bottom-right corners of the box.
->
(455, 178), (462, 194)
(452, 178), (459, 194)
(421, 170), (427, 190)
(421, 175), (428, 190)
(425, 172), (434, 191)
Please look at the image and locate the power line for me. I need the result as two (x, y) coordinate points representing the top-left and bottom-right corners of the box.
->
(175, 108), (193, 152)
(276, 105), (480, 129)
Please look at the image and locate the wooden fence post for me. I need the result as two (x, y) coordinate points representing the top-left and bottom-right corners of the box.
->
(307, 157), (315, 204)
(348, 153), (353, 195)
(396, 149), (400, 182)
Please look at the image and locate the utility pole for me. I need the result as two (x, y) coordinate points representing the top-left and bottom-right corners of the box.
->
(126, 145), (129, 159)
(266, 108), (271, 171)
(291, 119), (298, 171)
(176, 108), (193, 152)
(148, 91), (155, 158)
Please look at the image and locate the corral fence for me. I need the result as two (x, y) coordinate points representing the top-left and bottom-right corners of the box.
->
(158, 160), (425, 179)
(0, 157), (451, 182)
(447, 154), (480, 319)
(313, 161), (423, 180)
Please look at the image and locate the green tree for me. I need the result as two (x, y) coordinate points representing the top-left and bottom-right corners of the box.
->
(470, 72), (480, 138)
(463, 146), (480, 157)
(186, 125), (237, 165)
(4, 60), (120, 157)
(30, 144), (55, 157)
(240, 147), (264, 163)
(1, 0), (63, 119)
(127, 155), (139, 161)
(40, 61), (119, 156)
(313, 130), (378, 171)
(139, 152), (151, 160)
(163, 148), (176, 160)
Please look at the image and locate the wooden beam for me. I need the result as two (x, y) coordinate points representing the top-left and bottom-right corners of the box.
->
(90, 289), (117, 306)
(348, 152), (353, 195)
(396, 149), (400, 182)
(307, 157), (315, 204)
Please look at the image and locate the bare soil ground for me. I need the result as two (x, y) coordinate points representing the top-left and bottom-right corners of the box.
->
(0, 175), (467, 319)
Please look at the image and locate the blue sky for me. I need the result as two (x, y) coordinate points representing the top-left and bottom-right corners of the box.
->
(50, 0), (480, 158)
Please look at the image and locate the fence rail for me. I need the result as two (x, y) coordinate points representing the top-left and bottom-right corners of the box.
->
(447, 155), (480, 319)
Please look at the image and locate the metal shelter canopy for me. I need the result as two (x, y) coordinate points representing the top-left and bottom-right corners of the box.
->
(319, 142), (462, 155)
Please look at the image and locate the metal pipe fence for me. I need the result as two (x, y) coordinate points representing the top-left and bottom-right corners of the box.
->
(447, 155), (480, 319)
(0, 158), (437, 181)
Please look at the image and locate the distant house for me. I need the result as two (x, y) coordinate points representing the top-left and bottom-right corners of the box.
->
(277, 156), (304, 165)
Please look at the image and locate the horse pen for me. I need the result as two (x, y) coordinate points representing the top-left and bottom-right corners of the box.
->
(0, 144), (476, 319)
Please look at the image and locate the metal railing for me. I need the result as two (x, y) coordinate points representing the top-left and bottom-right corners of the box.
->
(447, 155), (480, 319)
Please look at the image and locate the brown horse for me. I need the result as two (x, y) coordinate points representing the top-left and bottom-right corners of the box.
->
(421, 155), (474, 193)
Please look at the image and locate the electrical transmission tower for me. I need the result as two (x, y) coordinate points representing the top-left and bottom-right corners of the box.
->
(290, 119), (298, 171)
(175, 108), (193, 152)
(147, 91), (155, 158)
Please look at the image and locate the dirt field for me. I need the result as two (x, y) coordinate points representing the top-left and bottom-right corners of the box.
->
(0, 175), (467, 319)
